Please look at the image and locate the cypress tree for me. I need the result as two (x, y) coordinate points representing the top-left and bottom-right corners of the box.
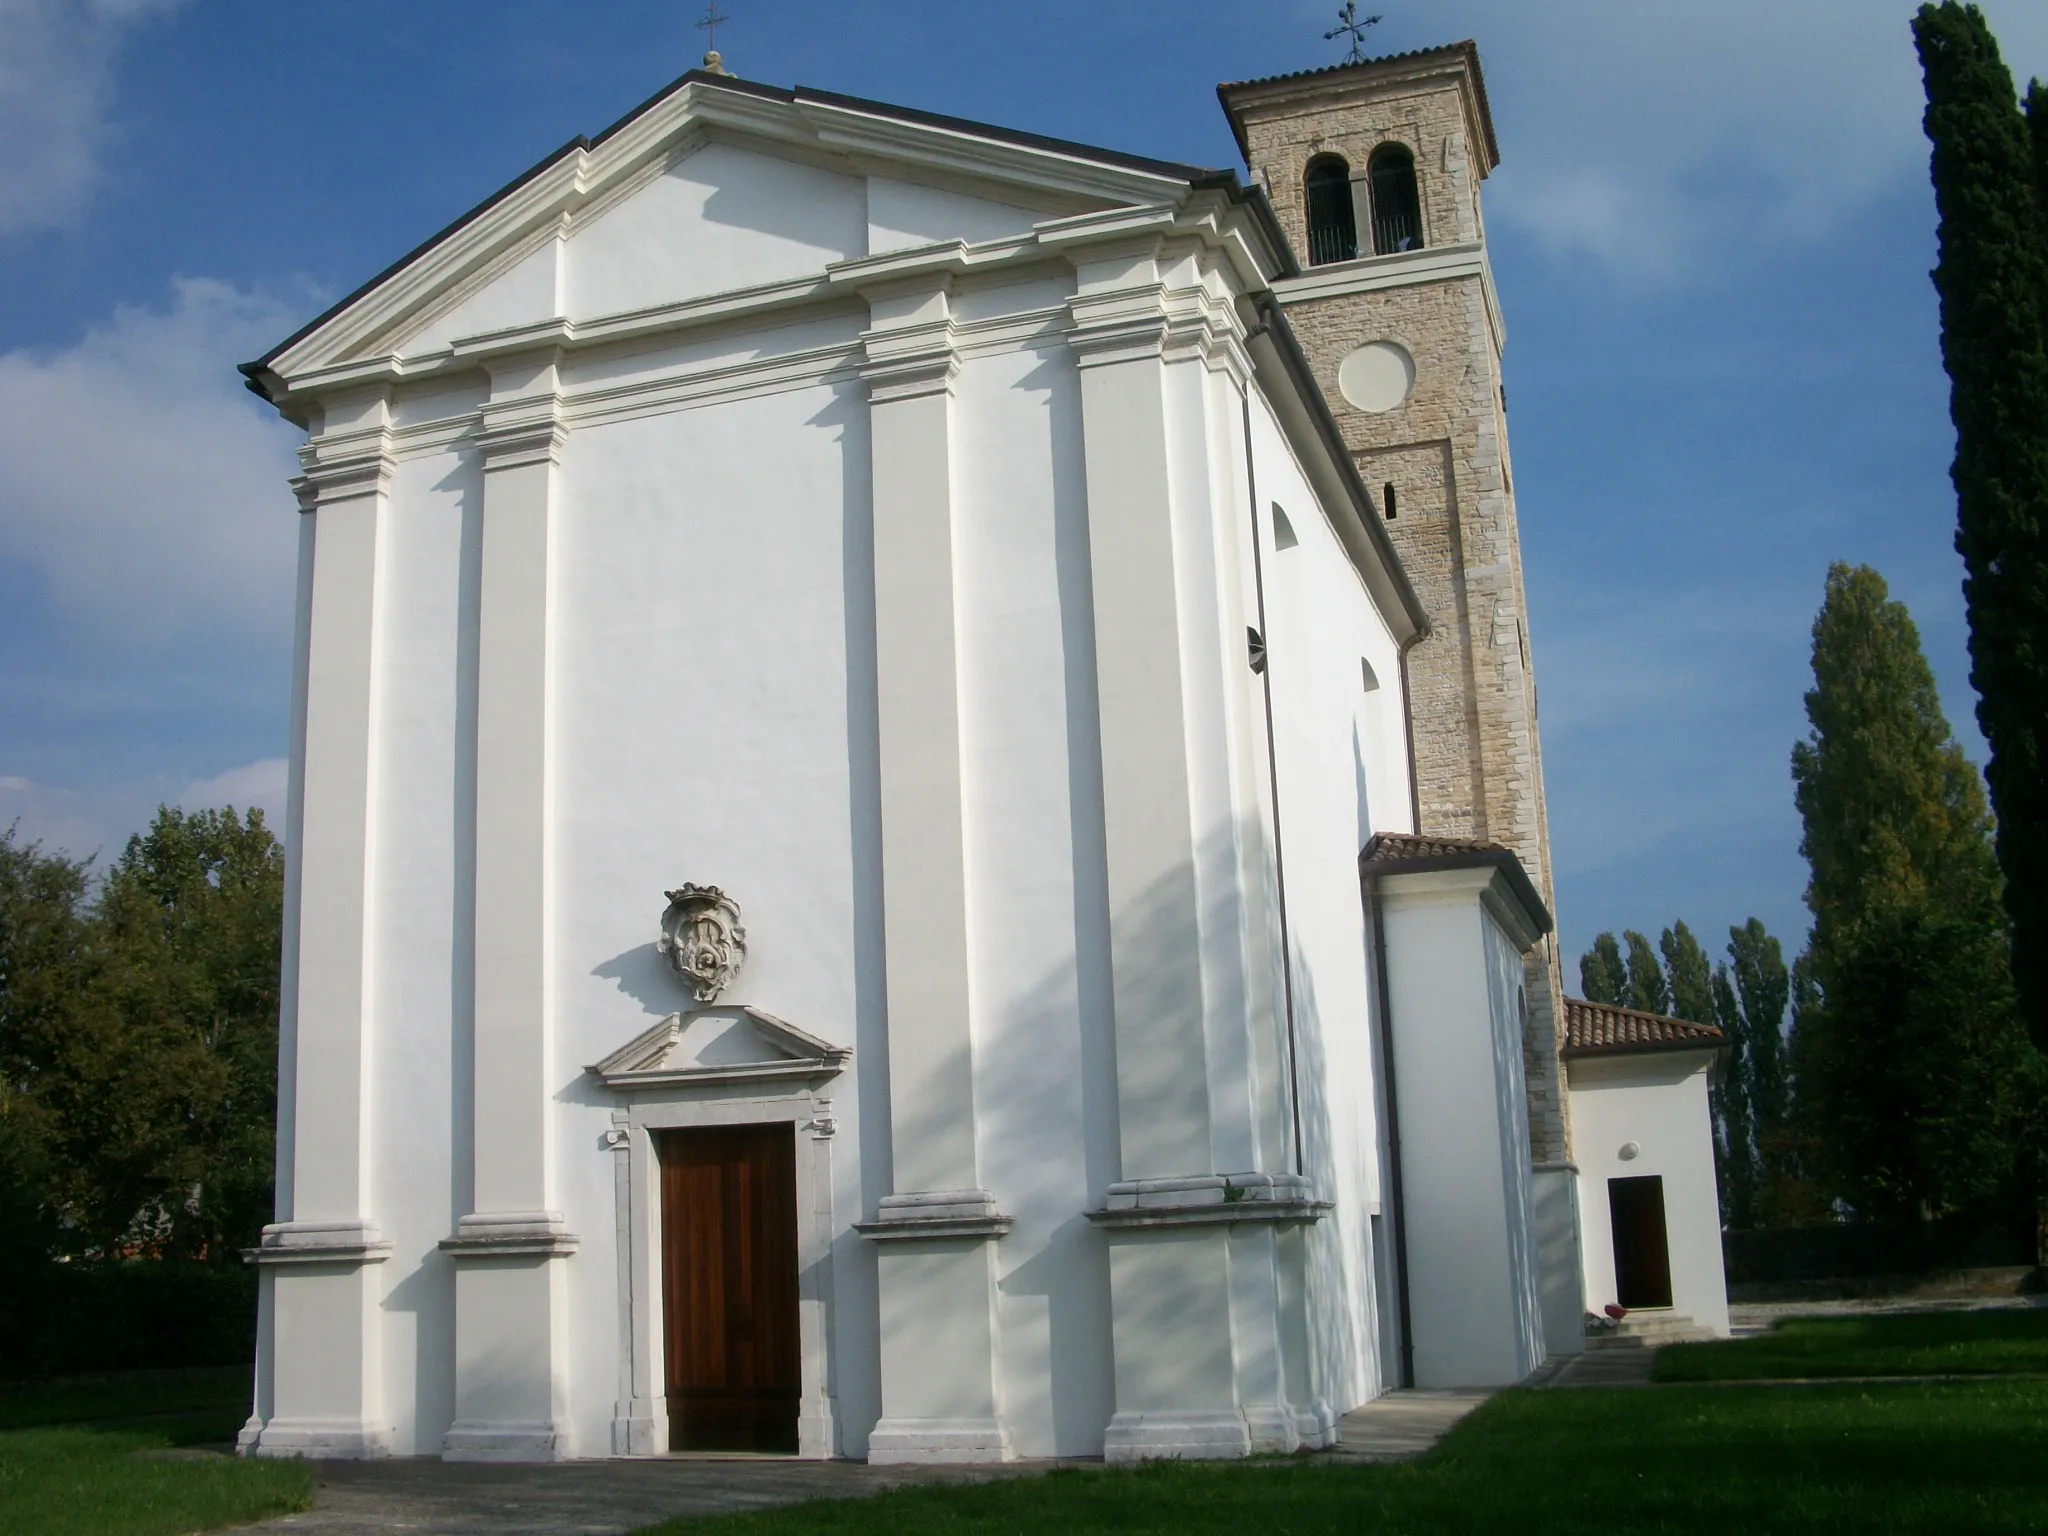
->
(1915, 4), (2048, 1050)
(1579, 933), (1626, 1006)
(1791, 562), (2027, 1219)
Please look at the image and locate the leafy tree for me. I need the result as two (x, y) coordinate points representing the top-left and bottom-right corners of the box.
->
(0, 827), (97, 1279)
(1790, 563), (2029, 1219)
(1, 807), (281, 1264)
(1579, 932), (1626, 1006)
(1916, 4), (2048, 1051)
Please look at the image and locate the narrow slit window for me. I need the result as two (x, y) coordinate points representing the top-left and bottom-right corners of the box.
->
(1272, 504), (1299, 550)
(1368, 144), (1423, 254)
(1304, 154), (1358, 266)
(1383, 482), (1398, 520)
(1361, 658), (1381, 692)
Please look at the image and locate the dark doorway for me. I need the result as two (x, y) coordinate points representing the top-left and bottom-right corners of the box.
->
(658, 1123), (801, 1452)
(1608, 1175), (1673, 1309)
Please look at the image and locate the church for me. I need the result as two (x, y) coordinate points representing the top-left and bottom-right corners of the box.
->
(236, 38), (1726, 1464)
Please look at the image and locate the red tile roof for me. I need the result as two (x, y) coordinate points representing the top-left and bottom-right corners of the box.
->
(1563, 997), (1726, 1058)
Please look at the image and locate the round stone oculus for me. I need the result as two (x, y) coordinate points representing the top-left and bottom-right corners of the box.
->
(1337, 340), (1416, 414)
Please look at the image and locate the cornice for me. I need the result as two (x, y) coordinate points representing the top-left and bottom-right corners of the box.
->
(262, 197), (1278, 426)
(1271, 241), (1504, 355)
(253, 79), (1226, 394)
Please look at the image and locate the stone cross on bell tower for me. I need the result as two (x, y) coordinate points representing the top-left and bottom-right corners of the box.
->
(1220, 42), (1570, 1164)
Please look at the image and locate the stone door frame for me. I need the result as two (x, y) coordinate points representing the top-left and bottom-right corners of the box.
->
(606, 1085), (840, 1458)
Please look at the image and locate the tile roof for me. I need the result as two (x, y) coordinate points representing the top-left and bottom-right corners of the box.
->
(1361, 832), (1515, 866)
(1358, 832), (1552, 937)
(1562, 997), (1726, 1058)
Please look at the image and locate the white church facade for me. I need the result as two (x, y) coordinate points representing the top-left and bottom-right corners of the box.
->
(237, 41), (1723, 1465)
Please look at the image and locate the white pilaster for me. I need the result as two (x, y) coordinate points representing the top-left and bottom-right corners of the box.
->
(251, 391), (395, 1460)
(1066, 238), (1326, 1460)
(443, 353), (579, 1462)
(849, 272), (1011, 1464)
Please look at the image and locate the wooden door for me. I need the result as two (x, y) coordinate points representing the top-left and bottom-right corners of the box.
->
(657, 1124), (801, 1452)
(1608, 1174), (1674, 1309)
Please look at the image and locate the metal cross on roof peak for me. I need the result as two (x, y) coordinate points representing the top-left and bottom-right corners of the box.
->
(696, 3), (730, 54)
(1324, 3), (1382, 65)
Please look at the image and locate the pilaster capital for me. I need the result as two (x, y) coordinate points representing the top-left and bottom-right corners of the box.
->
(477, 349), (569, 470)
(475, 403), (568, 470)
(859, 276), (959, 405)
(292, 421), (394, 512)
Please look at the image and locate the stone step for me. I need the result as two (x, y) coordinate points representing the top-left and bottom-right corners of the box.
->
(1583, 1312), (1711, 1349)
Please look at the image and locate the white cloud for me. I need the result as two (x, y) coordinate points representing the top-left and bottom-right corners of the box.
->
(0, 756), (288, 866)
(0, 276), (304, 644)
(0, 773), (143, 864)
(0, 0), (184, 235)
(1400, 0), (2048, 282)
(179, 756), (287, 825)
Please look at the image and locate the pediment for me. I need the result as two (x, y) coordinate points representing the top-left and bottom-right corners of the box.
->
(589, 1004), (851, 1090)
(249, 72), (1205, 394)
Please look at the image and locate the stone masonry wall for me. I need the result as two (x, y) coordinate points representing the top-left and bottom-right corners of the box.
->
(1232, 58), (1571, 1164)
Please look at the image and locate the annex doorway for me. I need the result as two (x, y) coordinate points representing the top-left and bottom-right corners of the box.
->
(1607, 1175), (1673, 1309)
(657, 1123), (802, 1452)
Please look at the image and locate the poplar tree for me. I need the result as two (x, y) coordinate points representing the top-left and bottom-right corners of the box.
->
(1790, 563), (2027, 1219)
(1708, 921), (1792, 1231)
(1916, 4), (2048, 1050)
(1659, 922), (1715, 1026)
(1623, 931), (1669, 1018)
(1579, 933), (1626, 1006)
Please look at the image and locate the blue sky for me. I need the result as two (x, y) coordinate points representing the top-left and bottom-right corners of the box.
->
(2, 0), (2044, 981)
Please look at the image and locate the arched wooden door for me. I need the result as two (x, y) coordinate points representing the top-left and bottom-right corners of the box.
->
(657, 1124), (801, 1452)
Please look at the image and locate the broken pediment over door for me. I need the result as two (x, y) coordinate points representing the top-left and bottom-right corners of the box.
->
(588, 1005), (851, 1091)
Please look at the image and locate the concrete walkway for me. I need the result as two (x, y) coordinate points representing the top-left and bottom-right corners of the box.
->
(237, 1455), (1042, 1536)
(1539, 1344), (1661, 1389)
(234, 1397), (1490, 1535)
(1324, 1389), (1494, 1461)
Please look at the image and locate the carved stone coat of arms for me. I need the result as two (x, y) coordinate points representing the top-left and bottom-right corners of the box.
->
(656, 884), (748, 1002)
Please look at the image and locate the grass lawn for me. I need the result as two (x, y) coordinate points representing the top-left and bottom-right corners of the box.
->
(1657, 1306), (2048, 1383)
(0, 1367), (313, 1536)
(641, 1378), (2048, 1535)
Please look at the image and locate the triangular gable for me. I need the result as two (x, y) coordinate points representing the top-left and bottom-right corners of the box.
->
(589, 1004), (851, 1089)
(245, 70), (1223, 394)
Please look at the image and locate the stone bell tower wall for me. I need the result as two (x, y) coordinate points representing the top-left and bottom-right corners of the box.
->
(1221, 45), (1568, 1165)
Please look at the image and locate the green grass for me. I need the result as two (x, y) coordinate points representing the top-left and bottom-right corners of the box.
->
(0, 1368), (313, 1536)
(640, 1380), (2048, 1535)
(1656, 1307), (2048, 1383)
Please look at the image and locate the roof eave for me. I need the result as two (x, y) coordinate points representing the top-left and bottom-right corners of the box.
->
(1217, 40), (1500, 172)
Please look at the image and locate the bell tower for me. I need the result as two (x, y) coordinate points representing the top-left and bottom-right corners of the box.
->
(1221, 43), (1568, 1165)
